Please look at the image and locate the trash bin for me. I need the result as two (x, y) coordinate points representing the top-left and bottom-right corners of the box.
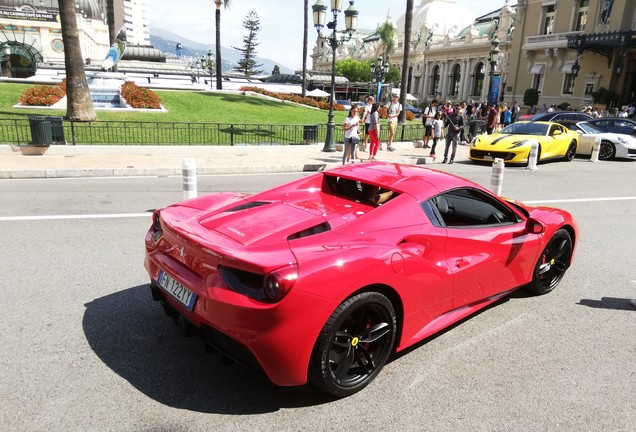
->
(468, 119), (486, 140)
(303, 125), (318, 142)
(46, 116), (66, 144)
(28, 116), (53, 146)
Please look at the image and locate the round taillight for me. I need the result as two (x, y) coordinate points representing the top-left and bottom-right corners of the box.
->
(263, 265), (298, 302)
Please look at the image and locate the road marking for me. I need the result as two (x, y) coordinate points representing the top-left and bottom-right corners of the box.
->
(0, 213), (151, 221)
(524, 196), (636, 204)
(1, 196), (635, 222)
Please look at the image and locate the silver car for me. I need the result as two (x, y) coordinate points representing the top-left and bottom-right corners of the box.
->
(559, 120), (636, 160)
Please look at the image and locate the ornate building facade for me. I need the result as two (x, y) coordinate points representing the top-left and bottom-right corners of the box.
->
(509, 0), (636, 109)
(311, 0), (515, 104)
(313, 0), (636, 110)
(0, 0), (150, 78)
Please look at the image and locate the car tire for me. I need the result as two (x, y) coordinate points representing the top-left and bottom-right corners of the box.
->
(525, 229), (573, 295)
(599, 140), (616, 160)
(564, 140), (577, 161)
(308, 291), (396, 397)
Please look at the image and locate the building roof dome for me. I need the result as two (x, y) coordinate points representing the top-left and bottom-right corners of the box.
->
(396, 0), (475, 37)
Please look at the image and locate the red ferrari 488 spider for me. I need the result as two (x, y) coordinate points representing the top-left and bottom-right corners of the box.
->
(144, 162), (578, 397)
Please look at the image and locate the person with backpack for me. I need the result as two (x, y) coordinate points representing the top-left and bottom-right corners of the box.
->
(422, 99), (438, 149)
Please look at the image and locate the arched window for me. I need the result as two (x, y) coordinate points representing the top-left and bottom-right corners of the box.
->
(472, 62), (485, 97)
(450, 64), (461, 96)
(430, 65), (440, 96)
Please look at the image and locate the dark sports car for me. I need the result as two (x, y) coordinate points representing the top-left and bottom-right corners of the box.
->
(144, 162), (578, 397)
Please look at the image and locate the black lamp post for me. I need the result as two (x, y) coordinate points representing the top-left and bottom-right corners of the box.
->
(487, 35), (500, 106)
(207, 50), (214, 89)
(312, 0), (358, 152)
(370, 56), (389, 102)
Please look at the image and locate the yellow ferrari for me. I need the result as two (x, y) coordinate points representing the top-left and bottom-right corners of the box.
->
(469, 121), (578, 164)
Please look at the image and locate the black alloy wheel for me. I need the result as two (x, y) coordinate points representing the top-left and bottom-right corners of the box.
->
(525, 229), (573, 295)
(564, 140), (577, 161)
(309, 291), (396, 397)
(599, 140), (616, 160)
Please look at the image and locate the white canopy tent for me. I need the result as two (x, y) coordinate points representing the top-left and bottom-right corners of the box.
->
(391, 89), (417, 101)
(306, 88), (331, 97)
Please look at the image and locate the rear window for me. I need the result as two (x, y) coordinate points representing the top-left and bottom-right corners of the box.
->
(324, 175), (399, 206)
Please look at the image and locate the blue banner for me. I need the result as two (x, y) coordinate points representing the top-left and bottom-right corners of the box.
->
(488, 74), (501, 106)
(376, 82), (383, 102)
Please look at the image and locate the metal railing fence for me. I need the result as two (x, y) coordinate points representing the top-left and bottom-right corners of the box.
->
(0, 117), (425, 146)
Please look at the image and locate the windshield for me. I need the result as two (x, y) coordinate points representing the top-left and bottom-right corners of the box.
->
(577, 122), (605, 134)
(500, 122), (548, 136)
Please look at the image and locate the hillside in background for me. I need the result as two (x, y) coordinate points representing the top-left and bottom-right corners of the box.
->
(150, 28), (294, 75)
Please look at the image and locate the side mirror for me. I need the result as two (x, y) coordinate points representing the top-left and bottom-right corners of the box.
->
(526, 218), (545, 234)
(552, 129), (562, 136)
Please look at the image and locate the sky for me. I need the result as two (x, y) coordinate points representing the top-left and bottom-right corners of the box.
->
(148, 0), (511, 71)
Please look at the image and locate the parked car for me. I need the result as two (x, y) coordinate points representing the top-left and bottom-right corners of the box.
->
(336, 99), (352, 111)
(145, 162), (578, 397)
(558, 120), (636, 160)
(470, 121), (578, 164)
(586, 117), (636, 136)
(405, 103), (422, 116)
(527, 111), (593, 122)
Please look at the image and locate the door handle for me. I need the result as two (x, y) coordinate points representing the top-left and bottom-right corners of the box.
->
(455, 258), (469, 268)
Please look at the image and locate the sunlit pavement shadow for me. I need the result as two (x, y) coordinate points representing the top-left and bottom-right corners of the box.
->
(577, 297), (636, 311)
(83, 285), (333, 414)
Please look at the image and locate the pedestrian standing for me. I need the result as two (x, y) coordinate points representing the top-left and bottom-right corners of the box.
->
(429, 111), (444, 161)
(342, 106), (360, 165)
(442, 105), (464, 164)
(487, 104), (498, 134)
(367, 103), (381, 161)
(385, 94), (402, 151)
(422, 99), (439, 149)
(361, 96), (374, 152)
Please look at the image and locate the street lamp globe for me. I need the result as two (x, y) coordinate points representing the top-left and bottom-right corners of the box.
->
(489, 36), (500, 68)
(312, 0), (327, 29)
(344, 1), (358, 34)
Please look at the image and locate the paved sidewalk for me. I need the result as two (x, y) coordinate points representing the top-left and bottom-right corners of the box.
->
(0, 141), (470, 179)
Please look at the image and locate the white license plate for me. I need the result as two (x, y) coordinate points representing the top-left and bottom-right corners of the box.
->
(484, 154), (493, 160)
(157, 270), (197, 311)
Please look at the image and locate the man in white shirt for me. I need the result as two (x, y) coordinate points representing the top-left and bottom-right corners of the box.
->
(385, 94), (402, 151)
(360, 96), (374, 152)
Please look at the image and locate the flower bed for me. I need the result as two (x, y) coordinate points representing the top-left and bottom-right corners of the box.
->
(19, 80), (66, 106)
(239, 86), (346, 111)
(120, 81), (162, 109)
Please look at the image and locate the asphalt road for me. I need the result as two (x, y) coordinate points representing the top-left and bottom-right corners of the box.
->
(1, 161), (635, 432)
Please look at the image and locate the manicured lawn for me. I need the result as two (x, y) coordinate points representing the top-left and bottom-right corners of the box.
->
(0, 82), (346, 125)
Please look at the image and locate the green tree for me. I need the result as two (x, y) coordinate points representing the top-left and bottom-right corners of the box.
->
(233, 11), (263, 77)
(523, 88), (539, 111)
(272, 65), (281, 76)
(214, 0), (231, 90)
(58, 0), (95, 121)
(377, 21), (395, 56)
(385, 65), (401, 84)
(335, 59), (371, 82)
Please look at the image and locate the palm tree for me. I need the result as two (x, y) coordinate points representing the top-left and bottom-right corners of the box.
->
(106, 0), (117, 72)
(215, 0), (231, 90)
(58, 0), (95, 121)
(376, 20), (395, 103)
(301, 0), (308, 98)
(399, 0), (413, 123)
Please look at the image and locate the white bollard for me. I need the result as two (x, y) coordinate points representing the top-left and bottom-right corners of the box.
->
(182, 158), (197, 200)
(590, 137), (601, 162)
(526, 139), (539, 170)
(490, 158), (505, 196)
